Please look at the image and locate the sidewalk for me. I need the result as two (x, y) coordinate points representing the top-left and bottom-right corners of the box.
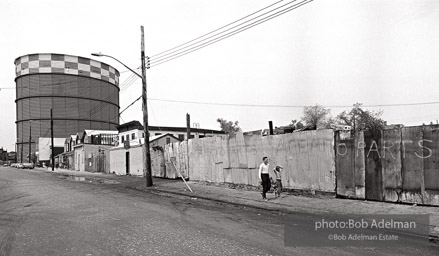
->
(37, 167), (439, 239)
(150, 179), (439, 238)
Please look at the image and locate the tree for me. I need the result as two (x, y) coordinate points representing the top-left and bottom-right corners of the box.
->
(336, 103), (386, 132)
(289, 119), (304, 130)
(301, 104), (333, 129)
(217, 118), (241, 135)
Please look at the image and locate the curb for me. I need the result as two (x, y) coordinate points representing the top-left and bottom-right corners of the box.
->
(126, 185), (439, 243)
(129, 185), (290, 214)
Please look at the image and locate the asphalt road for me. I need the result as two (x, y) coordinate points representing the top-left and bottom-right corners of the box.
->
(0, 167), (438, 256)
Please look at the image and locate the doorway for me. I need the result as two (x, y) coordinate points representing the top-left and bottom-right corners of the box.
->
(125, 151), (130, 175)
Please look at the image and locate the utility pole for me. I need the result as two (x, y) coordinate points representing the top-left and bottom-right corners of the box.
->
(186, 113), (191, 141)
(29, 123), (32, 163)
(51, 109), (54, 171)
(269, 121), (274, 135)
(90, 26), (152, 185)
(186, 113), (190, 178)
(20, 142), (23, 163)
(141, 25), (153, 187)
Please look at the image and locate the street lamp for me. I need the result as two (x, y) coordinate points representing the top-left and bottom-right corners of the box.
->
(91, 53), (142, 80)
(91, 26), (152, 187)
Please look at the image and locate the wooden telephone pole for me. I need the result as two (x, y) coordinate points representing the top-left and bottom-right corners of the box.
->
(29, 124), (32, 163)
(51, 109), (54, 171)
(141, 26), (153, 187)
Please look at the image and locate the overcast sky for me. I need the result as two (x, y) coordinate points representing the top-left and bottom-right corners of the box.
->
(1, 0), (439, 151)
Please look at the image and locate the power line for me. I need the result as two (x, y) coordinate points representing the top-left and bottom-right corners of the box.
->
(150, 0), (285, 59)
(119, 95), (142, 116)
(113, 95), (439, 121)
(148, 101), (162, 133)
(147, 98), (439, 109)
(149, 0), (313, 67)
(150, 0), (300, 63)
(73, 64), (141, 122)
(87, 71), (140, 121)
(148, 100), (159, 125)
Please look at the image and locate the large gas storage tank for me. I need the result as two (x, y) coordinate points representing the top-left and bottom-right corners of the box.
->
(14, 53), (120, 163)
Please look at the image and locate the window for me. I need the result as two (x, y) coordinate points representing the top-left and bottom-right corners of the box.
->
(142, 133), (145, 138)
(121, 136), (124, 143)
(178, 134), (185, 141)
(131, 133), (135, 140)
(166, 138), (171, 144)
(126, 134), (129, 141)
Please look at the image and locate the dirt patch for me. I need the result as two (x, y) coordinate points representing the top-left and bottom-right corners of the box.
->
(56, 174), (120, 184)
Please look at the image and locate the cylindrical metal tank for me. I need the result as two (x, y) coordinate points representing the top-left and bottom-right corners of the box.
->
(14, 53), (120, 163)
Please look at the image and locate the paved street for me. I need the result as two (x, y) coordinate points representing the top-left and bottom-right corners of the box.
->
(1, 167), (438, 256)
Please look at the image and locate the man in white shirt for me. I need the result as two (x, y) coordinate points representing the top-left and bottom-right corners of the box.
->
(258, 156), (271, 200)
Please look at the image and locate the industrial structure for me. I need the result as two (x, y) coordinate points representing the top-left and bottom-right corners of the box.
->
(14, 53), (120, 163)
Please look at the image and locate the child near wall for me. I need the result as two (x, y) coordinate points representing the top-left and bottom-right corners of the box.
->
(273, 166), (283, 197)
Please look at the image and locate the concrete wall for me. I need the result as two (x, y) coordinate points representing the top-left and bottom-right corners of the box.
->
(162, 130), (336, 192)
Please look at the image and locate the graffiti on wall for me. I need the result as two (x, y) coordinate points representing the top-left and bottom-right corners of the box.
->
(336, 139), (433, 159)
(335, 126), (439, 206)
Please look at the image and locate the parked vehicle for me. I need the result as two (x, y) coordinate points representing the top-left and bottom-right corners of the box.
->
(15, 163), (24, 168)
(21, 163), (34, 169)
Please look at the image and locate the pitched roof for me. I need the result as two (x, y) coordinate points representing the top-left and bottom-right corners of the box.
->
(117, 121), (144, 132)
(149, 133), (181, 142)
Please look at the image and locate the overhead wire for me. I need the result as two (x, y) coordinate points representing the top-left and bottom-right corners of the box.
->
(86, 69), (141, 122)
(115, 0), (436, 123)
(149, 0), (313, 67)
(118, 95), (142, 117)
(11, 1), (314, 132)
(150, 0), (285, 59)
(150, 0), (300, 63)
(148, 100), (161, 133)
(87, 77), (136, 121)
(147, 98), (439, 109)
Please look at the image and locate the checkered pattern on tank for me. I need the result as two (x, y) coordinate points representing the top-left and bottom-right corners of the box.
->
(14, 53), (120, 86)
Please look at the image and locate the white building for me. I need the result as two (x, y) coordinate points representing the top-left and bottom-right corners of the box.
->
(36, 137), (65, 166)
(116, 120), (226, 143)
